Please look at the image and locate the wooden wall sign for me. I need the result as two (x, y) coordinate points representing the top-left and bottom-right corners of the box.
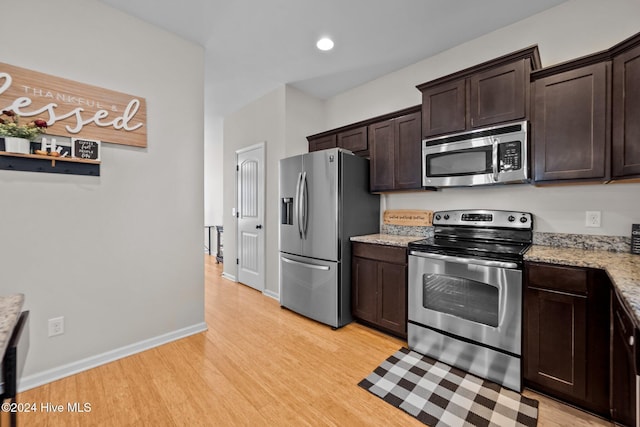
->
(383, 209), (434, 226)
(0, 62), (147, 148)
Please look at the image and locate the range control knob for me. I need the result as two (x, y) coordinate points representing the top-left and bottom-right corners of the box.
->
(508, 215), (515, 222)
(443, 214), (450, 220)
(520, 216), (528, 223)
(435, 214), (441, 221)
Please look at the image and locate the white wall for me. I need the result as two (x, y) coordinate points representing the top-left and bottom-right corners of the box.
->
(204, 48), (226, 251)
(223, 88), (285, 295)
(284, 85), (326, 158)
(0, 0), (205, 388)
(324, 0), (640, 237)
(222, 86), (324, 297)
(204, 115), (223, 252)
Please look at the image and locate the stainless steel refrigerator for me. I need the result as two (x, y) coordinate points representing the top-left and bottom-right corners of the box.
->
(279, 148), (380, 328)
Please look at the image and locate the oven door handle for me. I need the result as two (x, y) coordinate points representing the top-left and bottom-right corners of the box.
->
(409, 251), (518, 269)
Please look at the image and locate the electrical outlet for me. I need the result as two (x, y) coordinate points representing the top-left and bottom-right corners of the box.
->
(586, 211), (602, 228)
(48, 316), (64, 337)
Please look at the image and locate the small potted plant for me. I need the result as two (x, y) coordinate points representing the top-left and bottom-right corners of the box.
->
(0, 110), (48, 154)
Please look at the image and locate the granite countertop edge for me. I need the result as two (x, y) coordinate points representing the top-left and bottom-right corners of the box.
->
(350, 233), (423, 247)
(0, 293), (25, 360)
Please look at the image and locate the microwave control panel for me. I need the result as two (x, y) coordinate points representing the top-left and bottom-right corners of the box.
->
(498, 141), (522, 171)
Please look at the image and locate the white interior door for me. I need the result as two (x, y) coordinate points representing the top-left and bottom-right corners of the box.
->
(236, 143), (265, 291)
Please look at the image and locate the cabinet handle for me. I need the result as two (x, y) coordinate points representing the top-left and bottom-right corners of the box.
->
(629, 335), (635, 347)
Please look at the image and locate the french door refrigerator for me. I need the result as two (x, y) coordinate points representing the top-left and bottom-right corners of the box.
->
(279, 148), (379, 328)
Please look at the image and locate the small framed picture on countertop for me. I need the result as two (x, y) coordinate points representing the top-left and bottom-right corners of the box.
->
(71, 138), (101, 161)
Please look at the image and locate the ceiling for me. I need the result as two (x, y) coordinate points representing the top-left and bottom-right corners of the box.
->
(99, 0), (568, 116)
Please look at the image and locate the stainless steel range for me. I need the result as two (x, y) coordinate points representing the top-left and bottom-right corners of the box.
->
(407, 209), (533, 392)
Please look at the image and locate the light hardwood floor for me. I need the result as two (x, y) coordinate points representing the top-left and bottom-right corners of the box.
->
(10, 256), (613, 426)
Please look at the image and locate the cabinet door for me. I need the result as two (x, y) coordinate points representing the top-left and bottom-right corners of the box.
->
(524, 286), (587, 400)
(613, 44), (640, 178)
(377, 261), (407, 337)
(369, 119), (395, 192)
(611, 291), (637, 427)
(532, 62), (610, 183)
(470, 59), (526, 128)
(393, 112), (422, 190)
(421, 79), (466, 138)
(308, 134), (336, 152)
(351, 256), (378, 323)
(337, 126), (368, 155)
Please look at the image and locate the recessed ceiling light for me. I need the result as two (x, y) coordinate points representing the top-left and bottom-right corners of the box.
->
(316, 37), (334, 51)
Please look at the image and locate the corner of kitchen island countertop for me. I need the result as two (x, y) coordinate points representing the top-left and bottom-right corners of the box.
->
(0, 293), (25, 361)
(350, 233), (424, 247)
(525, 244), (640, 325)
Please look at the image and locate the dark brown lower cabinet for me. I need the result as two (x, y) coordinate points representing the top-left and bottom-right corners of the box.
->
(352, 242), (407, 338)
(524, 262), (610, 417)
(611, 289), (637, 426)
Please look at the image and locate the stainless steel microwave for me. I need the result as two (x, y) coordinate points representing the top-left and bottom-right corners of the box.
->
(422, 121), (529, 187)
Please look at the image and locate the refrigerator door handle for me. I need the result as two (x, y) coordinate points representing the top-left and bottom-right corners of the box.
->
(295, 172), (303, 238)
(301, 171), (308, 238)
(281, 256), (330, 271)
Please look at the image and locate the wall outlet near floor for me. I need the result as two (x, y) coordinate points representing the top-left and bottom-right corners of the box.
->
(585, 211), (602, 228)
(48, 316), (65, 337)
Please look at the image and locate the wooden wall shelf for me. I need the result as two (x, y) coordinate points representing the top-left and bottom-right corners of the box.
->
(0, 151), (100, 176)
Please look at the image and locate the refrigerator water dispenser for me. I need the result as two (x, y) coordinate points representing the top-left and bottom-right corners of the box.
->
(281, 197), (293, 225)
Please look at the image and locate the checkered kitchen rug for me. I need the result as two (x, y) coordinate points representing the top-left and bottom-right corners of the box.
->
(358, 347), (538, 427)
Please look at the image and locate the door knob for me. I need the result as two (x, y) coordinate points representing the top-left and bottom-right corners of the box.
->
(256, 225), (263, 229)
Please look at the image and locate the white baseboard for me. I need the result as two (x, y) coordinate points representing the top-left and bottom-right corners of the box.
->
(18, 322), (208, 392)
(263, 289), (279, 301)
(221, 272), (236, 282)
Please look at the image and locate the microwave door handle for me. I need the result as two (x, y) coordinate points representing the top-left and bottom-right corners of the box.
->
(492, 138), (499, 181)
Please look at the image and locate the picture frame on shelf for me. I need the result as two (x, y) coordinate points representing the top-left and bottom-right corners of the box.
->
(72, 138), (101, 161)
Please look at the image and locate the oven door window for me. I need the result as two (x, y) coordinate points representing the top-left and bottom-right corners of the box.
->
(423, 273), (498, 327)
(426, 146), (492, 177)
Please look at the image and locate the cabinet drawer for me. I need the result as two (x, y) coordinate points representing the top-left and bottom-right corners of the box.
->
(352, 242), (406, 264)
(526, 262), (588, 294)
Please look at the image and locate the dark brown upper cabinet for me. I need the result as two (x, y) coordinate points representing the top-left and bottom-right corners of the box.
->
(470, 60), (527, 128)
(529, 31), (640, 185)
(369, 111), (422, 192)
(306, 105), (428, 193)
(612, 37), (640, 179)
(420, 80), (466, 137)
(337, 126), (368, 156)
(307, 134), (336, 152)
(418, 46), (540, 138)
(307, 106), (420, 157)
(531, 62), (610, 183)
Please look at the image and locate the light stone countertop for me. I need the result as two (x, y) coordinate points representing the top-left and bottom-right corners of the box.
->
(525, 245), (640, 324)
(0, 293), (24, 360)
(350, 233), (424, 247)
